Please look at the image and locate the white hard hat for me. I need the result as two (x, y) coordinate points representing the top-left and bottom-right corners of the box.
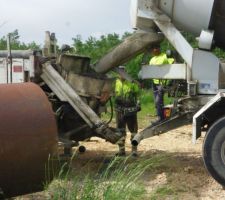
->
(118, 66), (125, 70)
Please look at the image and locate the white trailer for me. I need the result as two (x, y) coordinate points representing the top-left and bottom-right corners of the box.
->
(0, 50), (36, 83)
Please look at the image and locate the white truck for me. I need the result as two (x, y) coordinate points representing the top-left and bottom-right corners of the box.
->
(126, 0), (225, 186)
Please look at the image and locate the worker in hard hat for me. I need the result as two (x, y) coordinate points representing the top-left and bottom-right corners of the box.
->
(114, 66), (141, 157)
(149, 45), (174, 125)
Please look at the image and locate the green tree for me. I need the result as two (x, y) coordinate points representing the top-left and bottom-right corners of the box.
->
(26, 41), (41, 50)
(72, 32), (144, 79)
(0, 29), (40, 50)
(72, 33), (122, 64)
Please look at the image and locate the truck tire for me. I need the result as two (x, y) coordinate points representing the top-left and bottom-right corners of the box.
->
(203, 116), (225, 186)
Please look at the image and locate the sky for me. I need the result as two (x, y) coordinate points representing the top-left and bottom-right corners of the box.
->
(0, 0), (132, 46)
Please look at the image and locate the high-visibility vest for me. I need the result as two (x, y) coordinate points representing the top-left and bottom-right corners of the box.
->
(149, 53), (174, 85)
(115, 79), (139, 102)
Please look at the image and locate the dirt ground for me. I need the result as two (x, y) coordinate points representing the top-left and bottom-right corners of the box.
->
(16, 124), (225, 200)
(70, 124), (225, 200)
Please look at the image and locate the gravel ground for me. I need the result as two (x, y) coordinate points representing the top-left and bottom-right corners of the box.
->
(16, 124), (225, 200)
(70, 124), (225, 200)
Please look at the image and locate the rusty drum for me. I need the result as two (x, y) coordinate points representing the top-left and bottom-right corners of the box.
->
(0, 83), (58, 198)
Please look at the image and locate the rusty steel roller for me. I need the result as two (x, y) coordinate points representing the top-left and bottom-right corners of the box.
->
(0, 83), (58, 198)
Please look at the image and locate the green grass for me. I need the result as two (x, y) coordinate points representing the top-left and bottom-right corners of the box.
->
(139, 90), (155, 117)
(45, 154), (170, 200)
(139, 89), (174, 115)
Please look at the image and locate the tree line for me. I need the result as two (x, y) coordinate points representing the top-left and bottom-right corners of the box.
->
(0, 29), (40, 50)
(0, 29), (225, 82)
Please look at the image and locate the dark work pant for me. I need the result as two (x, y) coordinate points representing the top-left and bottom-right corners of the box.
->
(153, 84), (164, 121)
(115, 111), (138, 152)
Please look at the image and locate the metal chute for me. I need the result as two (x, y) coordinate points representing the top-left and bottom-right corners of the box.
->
(94, 31), (164, 73)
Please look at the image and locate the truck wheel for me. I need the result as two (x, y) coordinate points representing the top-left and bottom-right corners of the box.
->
(203, 116), (225, 186)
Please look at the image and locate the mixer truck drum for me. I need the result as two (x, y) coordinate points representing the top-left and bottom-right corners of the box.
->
(0, 83), (58, 198)
(209, 0), (225, 49)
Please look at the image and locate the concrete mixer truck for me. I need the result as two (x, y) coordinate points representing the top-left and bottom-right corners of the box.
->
(125, 0), (225, 187)
(94, 0), (225, 188)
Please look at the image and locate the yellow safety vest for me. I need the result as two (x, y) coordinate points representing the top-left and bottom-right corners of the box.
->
(115, 79), (139, 102)
(149, 53), (174, 85)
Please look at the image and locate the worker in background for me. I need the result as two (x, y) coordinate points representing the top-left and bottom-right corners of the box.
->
(149, 45), (174, 125)
(114, 66), (141, 157)
(166, 49), (182, 63)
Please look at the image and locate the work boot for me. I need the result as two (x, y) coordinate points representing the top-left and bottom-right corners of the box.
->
(116, 135), (126, 157)
(115, 146), (126, 156)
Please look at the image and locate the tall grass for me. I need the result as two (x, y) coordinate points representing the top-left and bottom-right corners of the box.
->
(45, 155), (168, 200)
